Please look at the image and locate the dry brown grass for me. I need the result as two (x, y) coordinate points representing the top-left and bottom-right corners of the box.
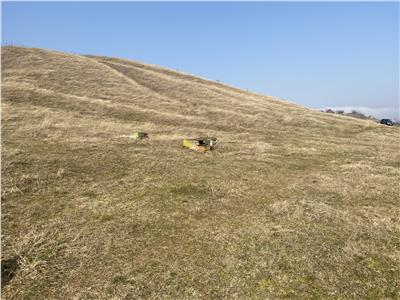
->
(1, 46), (400, 299)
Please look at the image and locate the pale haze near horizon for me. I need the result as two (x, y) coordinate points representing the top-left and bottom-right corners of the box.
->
(2, 2), (399, 120)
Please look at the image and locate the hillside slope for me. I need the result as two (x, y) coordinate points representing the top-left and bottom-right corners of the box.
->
(2, 46), (399, 299)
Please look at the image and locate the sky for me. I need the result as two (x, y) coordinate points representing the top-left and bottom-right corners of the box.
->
(2, 2), (399, 120)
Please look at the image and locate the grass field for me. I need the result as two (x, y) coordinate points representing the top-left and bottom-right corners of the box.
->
(2, 46), (400, 299)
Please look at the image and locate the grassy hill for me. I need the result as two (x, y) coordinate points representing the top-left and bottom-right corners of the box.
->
(2, 46), (399, 299)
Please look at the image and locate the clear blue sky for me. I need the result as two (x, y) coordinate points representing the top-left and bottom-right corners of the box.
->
(2, 2), (399, 119)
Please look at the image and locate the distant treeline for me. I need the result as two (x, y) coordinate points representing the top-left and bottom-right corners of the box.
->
(323, 108), (399, 125)
(324, 108), (378, 121)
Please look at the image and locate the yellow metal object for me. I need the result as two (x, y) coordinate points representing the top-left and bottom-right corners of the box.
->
(182, 138), (216, 153)
(183, 139), (196, 149)
(183, 139), (205, 153)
